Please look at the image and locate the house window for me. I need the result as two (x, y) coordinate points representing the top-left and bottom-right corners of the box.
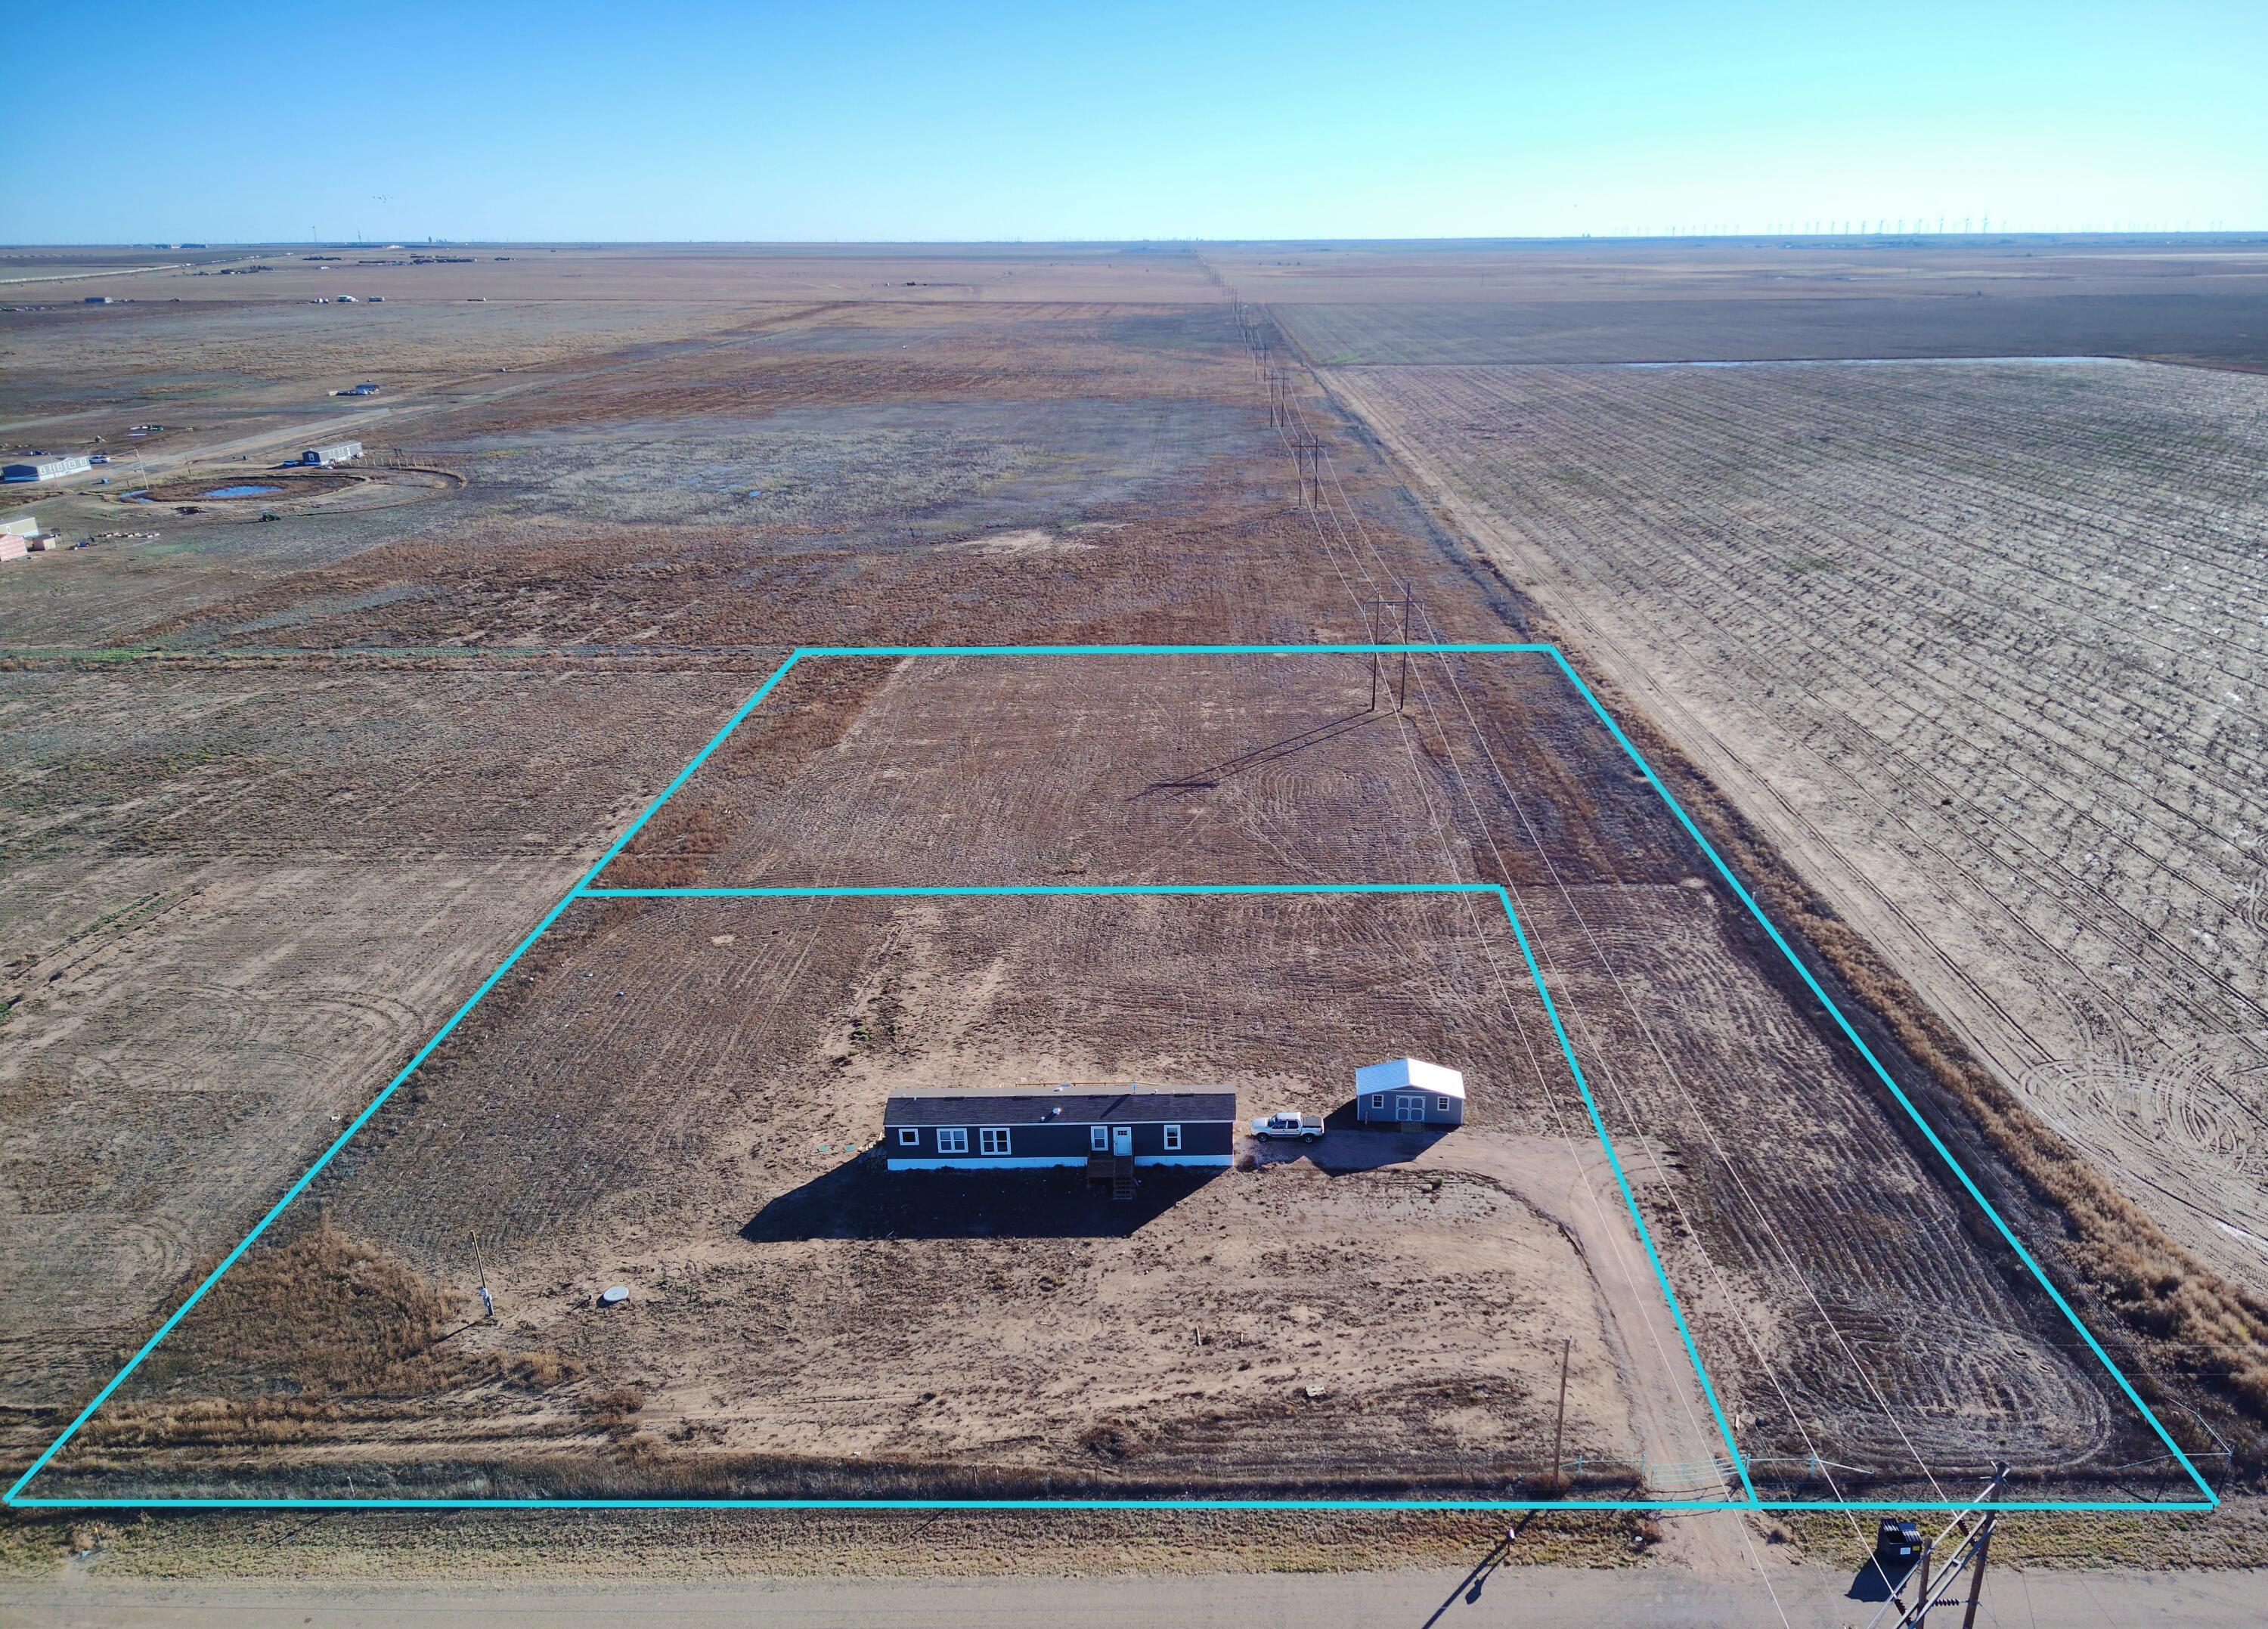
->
(897, 1127), (919, 1147)
(1089, 1125), (1109, 1151)
(936, 1127), (968, 1154)
(1370, 1094), (1385, 1110)
(1437, 1097), (1452, 1112)
(979, 1126), (1012, 1157)
(1163, 1124), (1182, 1151)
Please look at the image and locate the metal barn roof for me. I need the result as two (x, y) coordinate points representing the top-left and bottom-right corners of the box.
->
(885, 1089), (1235, 1126)
(1356, 1058), (1466, 1098)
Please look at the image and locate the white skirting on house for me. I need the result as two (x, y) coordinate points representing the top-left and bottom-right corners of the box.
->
(885, 1154), (1235, 1172)
(886, 1156), (1086, 1171)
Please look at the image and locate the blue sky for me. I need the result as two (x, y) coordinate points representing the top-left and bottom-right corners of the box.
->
(6, 0), (2262, 243)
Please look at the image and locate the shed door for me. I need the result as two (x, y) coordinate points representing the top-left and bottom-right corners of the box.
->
(1395, 1093), (1426, 1123)
(1112, 1126), (1132, 1156)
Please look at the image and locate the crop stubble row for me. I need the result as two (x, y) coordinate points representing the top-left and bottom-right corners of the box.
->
(1328, 353), (2268, 1303)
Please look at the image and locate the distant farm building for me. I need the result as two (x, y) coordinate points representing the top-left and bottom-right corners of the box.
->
(1355, 1058), (1465, 1128)
(3, 516), (42, 558)
(299, 441), (363, 466)
(883, 1088), (1236, 1171)
(3, 455), (92, 484)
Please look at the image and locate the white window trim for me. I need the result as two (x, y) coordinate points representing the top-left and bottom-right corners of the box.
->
(1436, 1096), (1452, 1112)
(897, 1126), (919, 1147)
(936, 1127), (968, 1154)
(979, 1126), (1012, 1157)
(1089, 1125), (1109, 1151)
(1163, 1123), (1182, 1151)
(1370, 1094), (1385, 1110)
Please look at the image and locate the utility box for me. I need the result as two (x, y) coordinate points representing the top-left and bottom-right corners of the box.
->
(1874, 1518), (1922, 1571)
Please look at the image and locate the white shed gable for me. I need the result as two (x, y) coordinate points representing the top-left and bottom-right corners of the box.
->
(1356, 1057), (1464, 1099)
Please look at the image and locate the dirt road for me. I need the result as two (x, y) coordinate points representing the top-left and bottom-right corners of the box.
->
(2, 1562), (2257, 1627)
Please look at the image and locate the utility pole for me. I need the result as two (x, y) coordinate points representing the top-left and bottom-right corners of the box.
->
(1876, 1464), (2007, 1629)
(1365, 595), (1419, 713)
(1550, 1336), (1571, 1485)
(1957, 1518), (1992, 1629)
(473, 1234), (494, 1322)
(1368, 598), (1381, 713)
(1396, 591), (1415, 712)
(1366, 597), (1393, 711)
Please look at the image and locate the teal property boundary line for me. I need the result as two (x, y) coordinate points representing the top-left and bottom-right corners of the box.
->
(4, 643), (2216, 1514)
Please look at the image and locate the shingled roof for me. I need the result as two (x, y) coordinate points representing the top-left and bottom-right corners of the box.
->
(884, 1089), (1235, 1127)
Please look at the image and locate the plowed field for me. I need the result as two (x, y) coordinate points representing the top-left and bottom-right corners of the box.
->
(6, 245), (2246, 1533)
(1325, 355), (2268, 1300)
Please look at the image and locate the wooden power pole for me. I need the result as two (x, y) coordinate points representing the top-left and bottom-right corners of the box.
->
(473, 1234), (494, 1322)
(1957, 1518), (1993, 1629)
(1550, 1336), (1571, 1486)
(1879, 1465), (2006, 1629)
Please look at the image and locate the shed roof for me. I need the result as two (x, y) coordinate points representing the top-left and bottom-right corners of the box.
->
(1356, 1058), (1465, 1098)
(885, 1089), (1235, 1127)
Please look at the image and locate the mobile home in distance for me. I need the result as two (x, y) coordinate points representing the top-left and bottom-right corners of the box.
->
(1354, 1058), (1465, 1128)
(883, 1087), (1236, 1171)
(299, 441), (363, 466)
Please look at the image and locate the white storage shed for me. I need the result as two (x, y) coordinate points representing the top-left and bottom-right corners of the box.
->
(1355, 1057), (1465, 1128)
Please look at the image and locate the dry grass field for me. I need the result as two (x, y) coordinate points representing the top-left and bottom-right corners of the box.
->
(5, 240), (2263, 1581)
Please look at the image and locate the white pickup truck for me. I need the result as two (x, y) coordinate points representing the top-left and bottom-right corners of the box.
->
(1250, 1110), (1324, 1144)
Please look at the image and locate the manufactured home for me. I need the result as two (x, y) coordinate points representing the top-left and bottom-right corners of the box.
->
(883, 1088), (1236, 1172)
(1354, 1058), (1465, 1128)
(299, 441), (363, 466)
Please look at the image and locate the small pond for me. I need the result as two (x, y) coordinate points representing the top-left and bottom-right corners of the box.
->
(200, 484), (283, 498)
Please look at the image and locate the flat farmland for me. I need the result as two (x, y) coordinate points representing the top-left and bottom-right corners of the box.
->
(0, 667), (756, 1457)
(6, 246), (2260, 1582)
(1276, 297), (2268, 367)
(595, 652), (1695, 891)
(34, 891), (1702, 1501)
(19, 648), (2195, 1507)
(1325, 353), (2268, 1312)
(1244, 239), (2268, 370)
(3, 244), (1220, 320)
